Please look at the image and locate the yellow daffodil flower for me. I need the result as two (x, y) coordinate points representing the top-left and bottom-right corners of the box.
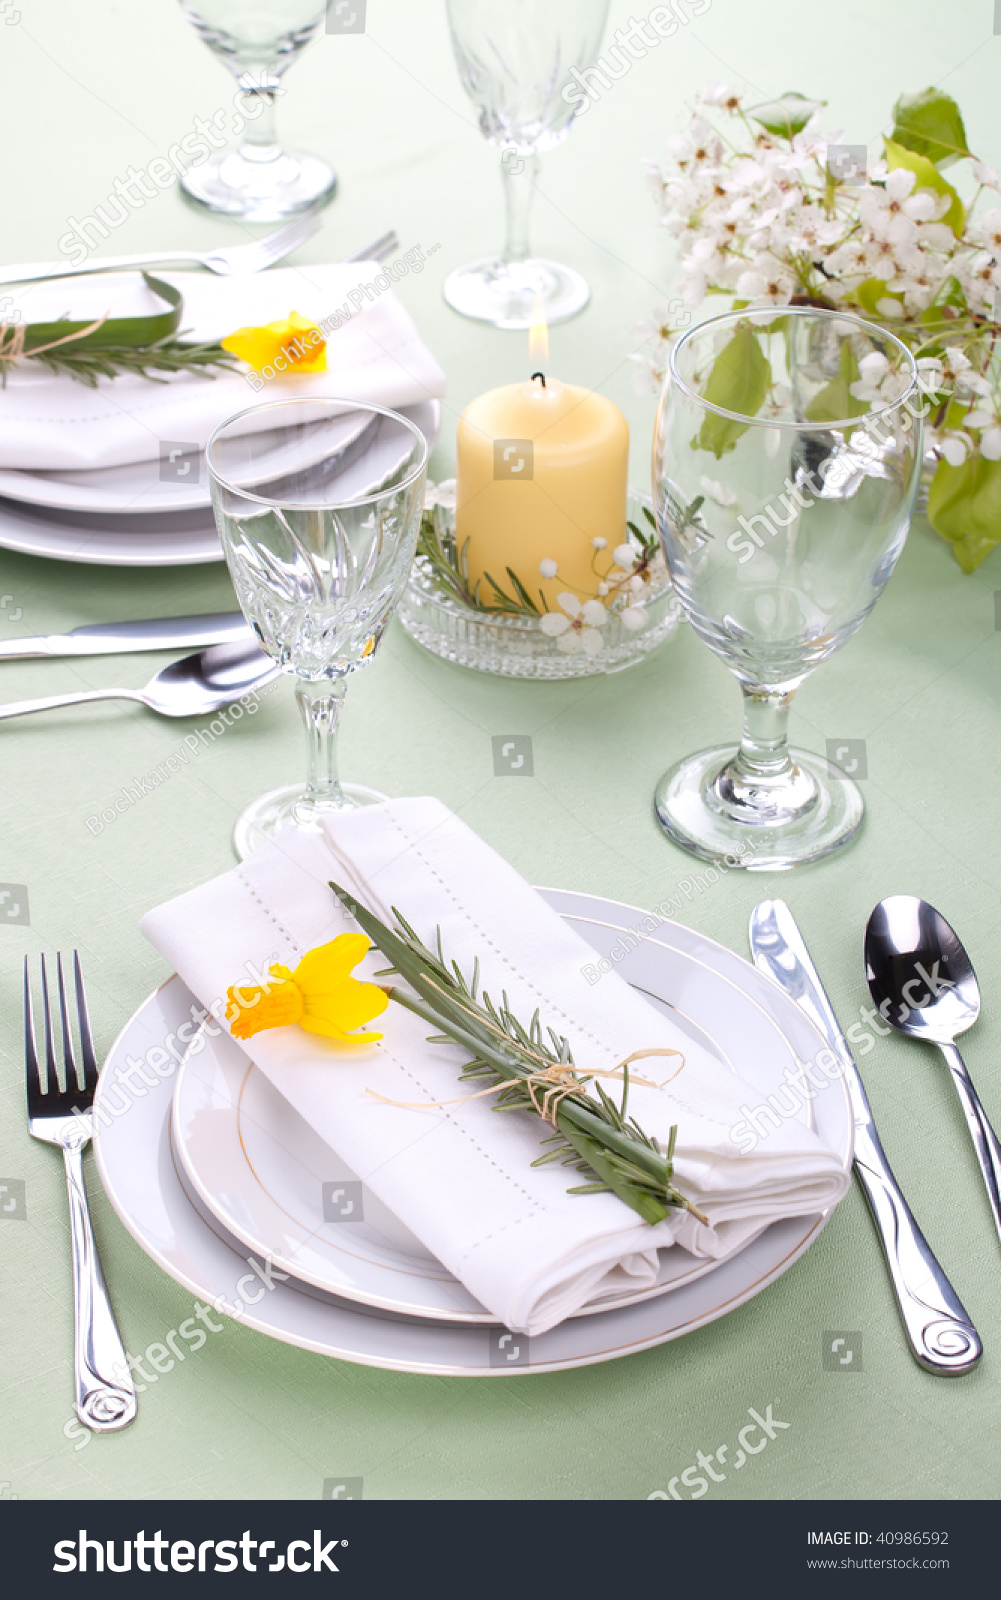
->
(227, 932), (387, 1044)
(221, 310), (327, 376)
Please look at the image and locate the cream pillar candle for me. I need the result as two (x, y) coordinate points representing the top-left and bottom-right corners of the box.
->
(455, 372), (629, 611)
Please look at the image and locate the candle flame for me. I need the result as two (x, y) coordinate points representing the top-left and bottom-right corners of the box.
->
(528, 296), (549, 369)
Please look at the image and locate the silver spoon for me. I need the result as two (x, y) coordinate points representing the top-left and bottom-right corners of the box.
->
(865, 894), (1001, 1249)
(0, 639), (280, 721)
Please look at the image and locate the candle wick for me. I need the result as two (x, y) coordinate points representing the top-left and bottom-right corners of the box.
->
(530, 370), (546, 389)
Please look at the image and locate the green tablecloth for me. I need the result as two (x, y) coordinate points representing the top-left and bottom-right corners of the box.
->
(2, 0), (1000, 1502)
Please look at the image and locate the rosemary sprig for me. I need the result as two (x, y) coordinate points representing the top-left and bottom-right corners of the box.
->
(330, 882), (707, 1229)
(415, 510), (546, 617)
(21, 335), (239, 388)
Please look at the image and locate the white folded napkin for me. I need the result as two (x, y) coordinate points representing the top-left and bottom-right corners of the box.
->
(0, 264), (446, 471)
(140, 799), (849, 1335)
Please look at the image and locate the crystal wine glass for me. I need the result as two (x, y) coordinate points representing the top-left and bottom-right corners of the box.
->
(178, 0), (335, 221)
(443, 0), (610, 329)
(206, 398), (428, 858)
(652, 307), (922, 870)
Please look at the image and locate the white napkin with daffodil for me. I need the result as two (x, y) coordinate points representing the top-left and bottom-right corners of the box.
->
(0, 262), (445, 470)
(140, 798), (850, 1336)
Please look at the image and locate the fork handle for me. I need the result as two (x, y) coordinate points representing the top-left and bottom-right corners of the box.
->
(0, 688), (144, 721)
(62, 1142), (137, 1430)
(1, 251), (205, 283)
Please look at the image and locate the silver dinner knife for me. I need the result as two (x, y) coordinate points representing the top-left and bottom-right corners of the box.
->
(748, 898), (982, 1377)
(0, 611), (252, 661)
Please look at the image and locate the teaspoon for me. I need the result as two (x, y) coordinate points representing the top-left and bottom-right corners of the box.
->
(865, 895), (1001, 1249)
(0, 639), (280, 722)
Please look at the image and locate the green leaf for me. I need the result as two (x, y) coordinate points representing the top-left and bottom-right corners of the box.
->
(883, 138), (964, 235)
(22, 272), (183, 354)
(803, 339), (870, 424)
(691, 324), (770, 459)
(850, 278), (902, 317)
(746, 91), (826, 137)
(890, 87), (974, 169)
(919, 273), (968, 336)
(927, 452), (1001, 571)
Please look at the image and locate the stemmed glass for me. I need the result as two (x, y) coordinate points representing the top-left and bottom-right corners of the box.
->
(444, 0), (610, 329)
(653, 307), (922, 870)
(206, 398), (428, 859)
(177, 0), (335, 221)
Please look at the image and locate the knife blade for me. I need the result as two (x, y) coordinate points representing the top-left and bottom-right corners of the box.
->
(0, 612), (252, 661)
(748, 898), (981, 1378)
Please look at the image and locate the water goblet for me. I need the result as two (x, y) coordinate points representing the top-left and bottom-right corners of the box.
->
(206, 398), (428, 859)
(652, 306), (922, 870)
(443, 0), (610, 329)
(178, 0), (336, 221)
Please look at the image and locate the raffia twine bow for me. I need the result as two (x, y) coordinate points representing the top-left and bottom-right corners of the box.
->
(366, 1046), (685, 1128)
(0, 313), (110, 369)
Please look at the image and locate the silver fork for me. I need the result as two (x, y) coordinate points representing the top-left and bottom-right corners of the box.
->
(24, 953), (137, 1431)
(1, 222), (399, 286)
(0, 210), (323, 284)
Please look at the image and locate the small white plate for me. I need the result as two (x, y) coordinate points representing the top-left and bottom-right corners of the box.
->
(171, 908), (817, 1322)
(93, 894), (852, 1375)
(0, 401), (441, 518)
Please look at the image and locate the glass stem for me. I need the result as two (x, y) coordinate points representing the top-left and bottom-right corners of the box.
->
(500, 151), (539, 264)
(734, 684), (795, 779)
(294, 677), (348, 818)
(237, 79), (281, 162)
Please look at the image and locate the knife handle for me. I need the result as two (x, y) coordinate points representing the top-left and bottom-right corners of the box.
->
(853, 1121), (981, 1375)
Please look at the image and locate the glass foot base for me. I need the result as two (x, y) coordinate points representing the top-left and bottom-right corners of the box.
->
(653, 745), (863, 871)
(233, 782), (387, 861)
(180, 148), (337, 222)
(443, 256), (589, 329)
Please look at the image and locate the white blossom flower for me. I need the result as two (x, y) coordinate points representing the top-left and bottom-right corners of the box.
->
(974, 161), (1001, 191)
(596, 581), (609, 596)
(539, 558), (558, 578)
(939, 433), (969, 467)
(591, 536), (607, 550)
(423, 478), (456, 512)
(699, 475), (738, 507)
(612, 542), (636, 569)
(538, 593), (608, 655)
(620, 606), (648, 632)
(980, 426), (1001, 460)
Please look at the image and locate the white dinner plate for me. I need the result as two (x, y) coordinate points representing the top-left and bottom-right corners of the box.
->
(170, 906), (818, 1322)
(0, 496), (224, 566)
(93, 893), (852, 1375)
(0, 401), (441, 519)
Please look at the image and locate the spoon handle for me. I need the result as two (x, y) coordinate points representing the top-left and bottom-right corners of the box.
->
(939, 1041), (1001, 1247)
(0, 689), (144, 721)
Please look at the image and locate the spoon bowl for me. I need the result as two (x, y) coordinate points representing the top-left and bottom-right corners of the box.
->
(865, 893), (1001, 1251)
(143, 640), (281, 717)
(864, 895), (980, 1044)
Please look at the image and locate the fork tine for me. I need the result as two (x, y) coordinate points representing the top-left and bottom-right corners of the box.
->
(57, 952), (81, 1091)
(40, 953), (60, 1093)
(23, 956), (44, 1116)
(258, 210), (321, 263)
(73, 951), (100, 1096)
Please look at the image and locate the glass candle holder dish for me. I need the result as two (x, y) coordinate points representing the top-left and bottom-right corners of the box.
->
(398, 490), (681, 679)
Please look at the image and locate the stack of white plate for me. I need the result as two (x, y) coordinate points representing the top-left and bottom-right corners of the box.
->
(0, 400), (441, 567)
(94, 889), (852, 1376)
